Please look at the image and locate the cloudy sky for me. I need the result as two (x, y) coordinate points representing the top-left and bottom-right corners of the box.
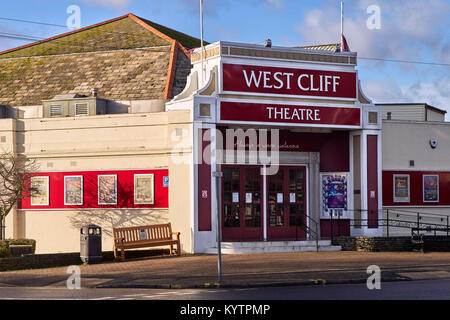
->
(1, 0), (449, 118)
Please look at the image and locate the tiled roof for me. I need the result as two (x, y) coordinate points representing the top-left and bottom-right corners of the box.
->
(0, 47), (171, 106)
(0, 14), (196, 106)
(297, 43), (341, 52)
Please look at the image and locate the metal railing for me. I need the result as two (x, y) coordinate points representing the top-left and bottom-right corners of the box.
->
(291, 213), (320, 251)
(328, 209), (450, 241)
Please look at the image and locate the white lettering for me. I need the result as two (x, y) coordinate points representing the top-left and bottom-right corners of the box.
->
(242, 70), (262, 88)
(273, 72), (284, 89)
(267, 106), (274, 119)
(310, 75), (319, 91)
(333, 76), (340, 92)
(284, 73), (294, 89)
(263, 71), (273, 88)
(298, 74), (309, 91)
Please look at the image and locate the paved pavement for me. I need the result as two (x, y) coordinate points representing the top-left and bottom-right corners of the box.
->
(2, 252), (450, 289)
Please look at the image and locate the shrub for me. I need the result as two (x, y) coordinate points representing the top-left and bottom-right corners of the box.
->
(0, 246), (10, 258)
(2, 239), (36, 254)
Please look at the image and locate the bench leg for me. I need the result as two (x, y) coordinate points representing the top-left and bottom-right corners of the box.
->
(121, 247), (125, 262)
(177, 240), (181, 256)
(170, 244), (174, 255)
(114, 246), (118, 260)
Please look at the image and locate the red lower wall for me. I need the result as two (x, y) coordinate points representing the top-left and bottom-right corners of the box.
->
(20, 169), (169, 210)
(383, 171), (450, 206)
(320, 219), (351, 238)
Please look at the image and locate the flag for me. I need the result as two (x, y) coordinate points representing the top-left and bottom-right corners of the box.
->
(341, 34), (350, 52)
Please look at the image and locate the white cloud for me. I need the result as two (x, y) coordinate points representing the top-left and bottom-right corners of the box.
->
(79, 0), (132, 10)
(362, 76), (450, 120)
(296, 0), (450, 62)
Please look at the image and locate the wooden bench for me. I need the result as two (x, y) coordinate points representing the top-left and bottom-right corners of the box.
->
(113, 223), (181, 262)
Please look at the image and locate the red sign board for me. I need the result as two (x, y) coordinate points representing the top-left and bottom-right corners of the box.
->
(222, 63), (357, 99)
(220, 101), (361, 126)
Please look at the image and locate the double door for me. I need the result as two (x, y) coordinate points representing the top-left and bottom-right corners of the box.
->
(222, 166), (307, 241)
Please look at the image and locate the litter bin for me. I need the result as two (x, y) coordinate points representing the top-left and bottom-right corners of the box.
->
(80, 224), (102, 264)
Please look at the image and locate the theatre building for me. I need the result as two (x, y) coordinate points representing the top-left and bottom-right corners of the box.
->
(168, 41), (382, 253)
(0, 14), (397, 254)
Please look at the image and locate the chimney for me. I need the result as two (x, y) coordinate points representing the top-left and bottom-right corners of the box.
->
(91, 88), (98, 98)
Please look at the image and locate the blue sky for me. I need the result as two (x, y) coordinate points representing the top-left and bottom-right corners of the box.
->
(1, 0), (449, 118)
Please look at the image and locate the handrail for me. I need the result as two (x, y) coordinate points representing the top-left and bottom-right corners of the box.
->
(294, 213), (320, 251)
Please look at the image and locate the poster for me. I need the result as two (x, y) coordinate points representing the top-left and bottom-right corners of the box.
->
(98, 175), (117, 205)
(423, 175), (439, 202)
(134, 174), (154, 204)
(31, 176), (49, 206)
(322, 175), (347, 216)
(65, 176), (83, 205)
(393, 175), (409, 202)
(277, 193), (283, 204)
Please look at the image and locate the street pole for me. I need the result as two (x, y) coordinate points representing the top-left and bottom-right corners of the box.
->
(213, 171), (223, 283)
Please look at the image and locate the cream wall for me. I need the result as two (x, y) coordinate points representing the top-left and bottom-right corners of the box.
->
(2, 110), (194, 254)
(382, 120), (450, 171)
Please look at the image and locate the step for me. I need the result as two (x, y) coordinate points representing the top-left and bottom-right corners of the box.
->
(204, 241), (342, 254)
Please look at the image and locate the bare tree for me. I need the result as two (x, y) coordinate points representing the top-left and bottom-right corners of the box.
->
(0, 152), (39, 240)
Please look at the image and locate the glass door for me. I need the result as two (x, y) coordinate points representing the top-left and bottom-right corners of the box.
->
(267, 167), (307, 240)
(222, 166), (263, 241)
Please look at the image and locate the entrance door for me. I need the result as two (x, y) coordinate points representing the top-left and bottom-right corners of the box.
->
(222, 166), (263, 241)
(267, 167), (307, 240)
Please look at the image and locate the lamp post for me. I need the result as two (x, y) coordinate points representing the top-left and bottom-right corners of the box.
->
(213, 171), (223, 283)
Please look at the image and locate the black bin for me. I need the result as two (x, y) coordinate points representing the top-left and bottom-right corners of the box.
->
(80, 224), (102, 264)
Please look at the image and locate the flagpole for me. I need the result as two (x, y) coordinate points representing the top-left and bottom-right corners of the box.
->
(341, 1), (344, 37)
(200, 0), (205, 81)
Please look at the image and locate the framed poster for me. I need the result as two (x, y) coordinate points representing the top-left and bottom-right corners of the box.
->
(423, 175), (439, 202)
(393, 174), (410, 202)
(134, 174), (154, 205)
(98, 175), (117, 205)
(64, 176), (83, 205)
(31, 176), (49, 206)
(322, 174), (348, 217)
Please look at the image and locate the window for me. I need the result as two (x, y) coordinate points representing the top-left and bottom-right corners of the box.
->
(393, 174), (410, 203)
(199, 104), (211, 117)
(368, 112), (378, 124)
(423, 175), (439, 203)
(98, 175), (117, 205)
(50, 105), (63, 117)
(64, 176), (83, 205)
(75, 103), (89, 116)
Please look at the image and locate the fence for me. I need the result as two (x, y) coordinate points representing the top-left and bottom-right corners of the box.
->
(328, 209), (450, 241)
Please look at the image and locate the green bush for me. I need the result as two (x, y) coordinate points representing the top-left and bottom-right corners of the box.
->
(0, 246), (10, 258)
(1, 239), (36, 254)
